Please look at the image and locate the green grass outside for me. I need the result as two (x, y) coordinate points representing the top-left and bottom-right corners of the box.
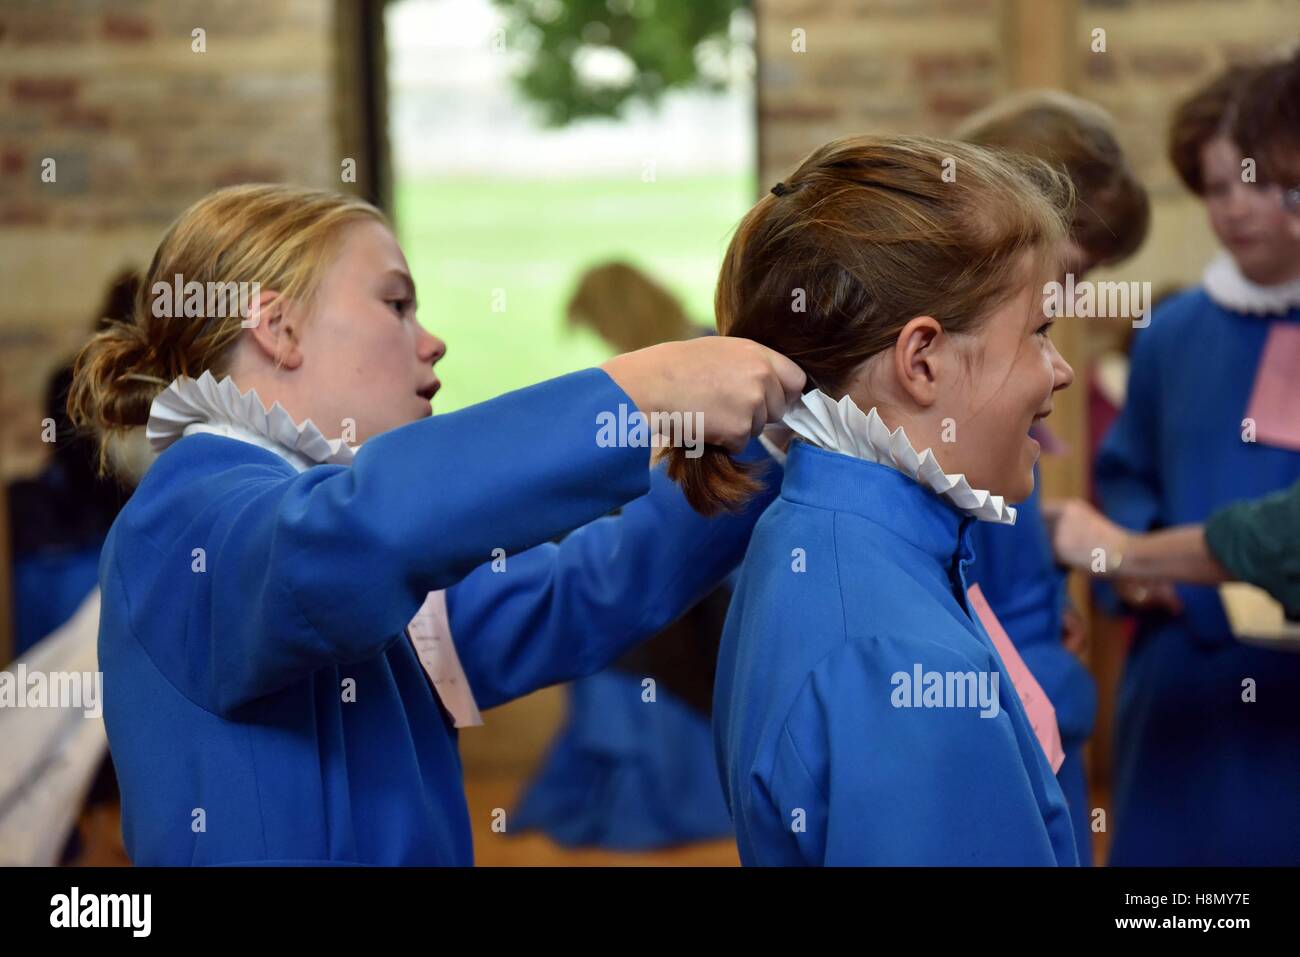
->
(394, 172), (755, 414)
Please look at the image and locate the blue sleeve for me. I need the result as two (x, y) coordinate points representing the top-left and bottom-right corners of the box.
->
(447, 441), (780, 709)
(768, 638), (1062, 865)
(150, 369), (652, 715)
(1095, 325), (1165, 533)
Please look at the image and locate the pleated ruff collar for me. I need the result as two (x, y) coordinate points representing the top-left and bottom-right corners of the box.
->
(781, 390), (1017, 526)
(1203, 252), (1300, 316)
(146, 370), (357, 474)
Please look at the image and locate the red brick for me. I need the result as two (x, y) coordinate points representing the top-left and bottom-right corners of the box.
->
(103, 13), (152, 43)
(1, 13), (84, 44)
(1129, 48), (1207, 79)
(0, 203), (52, 226)
(55, 106), (111, 131)
(912, 50), (996, 84)
(10, 77), (80, 104)
(213, 163), (288, 187)
(926, 90), (991, 121)
(1, 147), (24, 176)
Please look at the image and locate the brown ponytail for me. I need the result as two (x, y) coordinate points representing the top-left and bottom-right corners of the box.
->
(661, 445), (765, 517)
(665, 134), (1073, 515)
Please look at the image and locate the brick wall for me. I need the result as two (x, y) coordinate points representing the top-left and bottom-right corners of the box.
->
(756, 0), (1298, 293)
(756, 0), (1008, 184)
(0, 0), (347, 478)
(1073, 0), (1298, 295)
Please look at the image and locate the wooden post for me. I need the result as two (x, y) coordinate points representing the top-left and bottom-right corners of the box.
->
(0, 479), (12, 669)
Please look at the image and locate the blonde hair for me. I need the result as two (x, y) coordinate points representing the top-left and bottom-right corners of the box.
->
(69, 184), (386, 472)
(566, 261), (693, 352)
(665, 135), (1074, 515)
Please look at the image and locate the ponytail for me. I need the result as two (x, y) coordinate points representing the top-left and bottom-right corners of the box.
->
(66, 319), (168, 474)
(661, 444), (765, 517)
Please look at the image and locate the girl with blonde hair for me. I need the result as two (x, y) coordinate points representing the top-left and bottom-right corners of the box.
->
(69, 183), (802, 865)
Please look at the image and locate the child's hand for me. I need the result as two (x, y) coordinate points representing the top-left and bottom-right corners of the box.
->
(1043, 497), (1127, 572)
(1115, 578), (1184, 615)
(601, 337), (805, 453)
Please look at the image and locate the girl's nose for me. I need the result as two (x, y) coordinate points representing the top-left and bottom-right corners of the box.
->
(1050, 341), (1075, 392)
(1225, 183), (1258, 220)
(418, 326), (446, 363)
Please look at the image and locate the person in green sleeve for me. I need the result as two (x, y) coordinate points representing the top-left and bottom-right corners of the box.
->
(1045, 481), (1300, 617)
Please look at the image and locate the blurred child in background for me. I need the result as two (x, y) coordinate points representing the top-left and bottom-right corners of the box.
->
(955, 91), (1151, 864)
(8, 271), (136, 655)
(513, 261), (734, 849)
(1096, 56), (1300, 865)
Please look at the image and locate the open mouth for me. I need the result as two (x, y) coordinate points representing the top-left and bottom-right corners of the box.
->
(1029, 407), (1052, 436)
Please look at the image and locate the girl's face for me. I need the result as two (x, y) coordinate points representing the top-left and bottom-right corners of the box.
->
(296, 219), (445, 443)
(941, 277), (1074, 502)
(1201, 135), (1300, 285)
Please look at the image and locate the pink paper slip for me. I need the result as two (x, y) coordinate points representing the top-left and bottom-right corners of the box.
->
(966, 583), (1066, 773)
(1246, 323), (1300, 452)
(407, 590), (484, 729)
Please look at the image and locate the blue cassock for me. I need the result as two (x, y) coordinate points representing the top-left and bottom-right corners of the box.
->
(1096, 289), (1300, 865)
(98, 369), (779, 865)
(511, 669), (732, 849)
(966, 480), (1097, 865)
(714, 441), (1079, 865)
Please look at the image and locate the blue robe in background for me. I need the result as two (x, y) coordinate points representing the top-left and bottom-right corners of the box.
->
(13, 547), (102, 656)
(967, 480), (1097, 865)
(511, 570), (735, 850)
(715, 441), (1079, 865)
(99, 369), (778, 865)
(1096, 289), (1300, 865)
(510, 669), (732, 849)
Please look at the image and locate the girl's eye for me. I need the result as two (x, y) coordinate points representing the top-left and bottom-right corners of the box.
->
(387, 298), (411, 317)
(1036, 320), (1054, 338)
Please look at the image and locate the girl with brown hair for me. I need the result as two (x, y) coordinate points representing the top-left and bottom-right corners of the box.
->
(670, 136), (1080, 864)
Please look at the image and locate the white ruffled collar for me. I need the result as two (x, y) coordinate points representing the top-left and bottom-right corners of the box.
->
(781, 390), (1017, 525)
(146, 371), (358, 473)
(1203, 252), (1300, 316)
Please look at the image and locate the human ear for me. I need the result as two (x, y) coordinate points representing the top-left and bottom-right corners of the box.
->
(891, 315), (943, 408)
(244, 291), (303, 370)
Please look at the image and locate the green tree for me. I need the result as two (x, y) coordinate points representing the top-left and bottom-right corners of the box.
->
(492, 0), (745, 126)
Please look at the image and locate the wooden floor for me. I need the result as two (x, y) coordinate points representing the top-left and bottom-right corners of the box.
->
(467, 773), (741, 866)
